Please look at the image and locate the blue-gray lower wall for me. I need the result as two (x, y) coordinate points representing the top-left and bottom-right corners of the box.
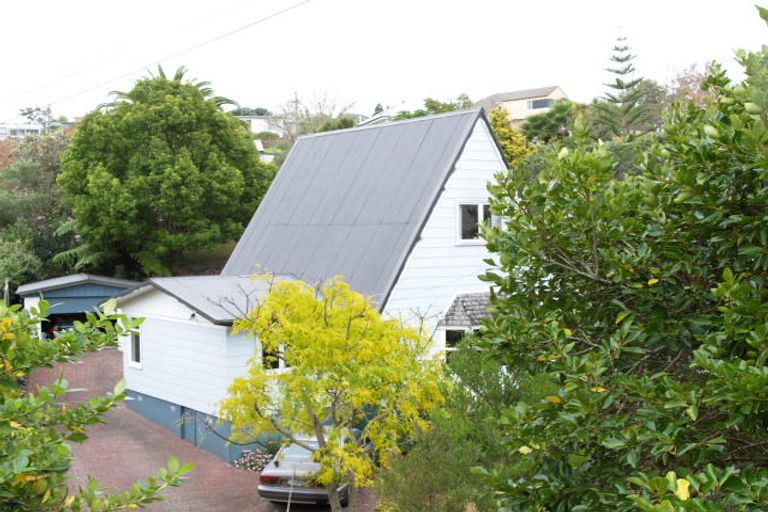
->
(127, 390), (270, 462)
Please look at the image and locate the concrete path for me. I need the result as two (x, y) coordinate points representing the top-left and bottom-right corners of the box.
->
(28, 349), (377, 511)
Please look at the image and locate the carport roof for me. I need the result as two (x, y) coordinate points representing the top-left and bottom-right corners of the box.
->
(117, 274), (295, 325)
(17, 273), (138, 296)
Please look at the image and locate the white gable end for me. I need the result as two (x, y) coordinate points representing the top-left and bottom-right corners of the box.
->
(383, 118), (505, 340)
(119, 288), (214, 325)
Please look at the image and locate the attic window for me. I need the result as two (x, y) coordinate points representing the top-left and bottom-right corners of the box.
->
(527, 98), (555, 110)
(459, 203), (492, 241)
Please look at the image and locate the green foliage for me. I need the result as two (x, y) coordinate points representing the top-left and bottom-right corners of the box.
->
(230, 106), (272, 116)
(0, 300), (193, 510)
(480, 38), (768, 511)
(395, 94), (472, 120)
(489, 107), (535, 165)
(593, 37), (655, 139)
(318, 116), (356, 133)
(221, 277), (444, 512)
(252, 131), (280, 141)
(0, 130), (78, 283)
(522, 99), (576, 143)
(378, 342), (518, 512)
(0, 238), (42, 291)
(58, 67), (274, 277)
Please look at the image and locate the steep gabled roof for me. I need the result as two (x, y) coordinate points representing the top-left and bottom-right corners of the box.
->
(474, 86), (561, 112)
(223, 108), (498, 306)
(17, 273), (138, 296)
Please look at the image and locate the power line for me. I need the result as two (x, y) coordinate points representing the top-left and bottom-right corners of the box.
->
(1, 0), (312, 123)
(0, 0), (256, 108)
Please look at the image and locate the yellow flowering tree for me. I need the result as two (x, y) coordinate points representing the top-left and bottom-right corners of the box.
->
(489, 107), (535, 166)
(221, 277), (444, 512)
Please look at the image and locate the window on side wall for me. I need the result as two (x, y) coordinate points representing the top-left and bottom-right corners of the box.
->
(527, 98), (555, 110)
(262, 343), (290, 370)
(130, 329), (141, 367)
(445, 329), (466, 362)
(458, 203), (496, 242)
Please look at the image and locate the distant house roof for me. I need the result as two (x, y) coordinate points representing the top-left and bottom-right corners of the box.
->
(222, 108), (502, 307)
(17, 274), (137, 296)
(474, 86), (561, 112)
(440, 292), (492, 327)
(117, 275), (294, 325)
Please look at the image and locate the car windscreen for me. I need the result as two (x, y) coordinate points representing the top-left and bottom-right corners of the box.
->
(281, 442), (319, 461)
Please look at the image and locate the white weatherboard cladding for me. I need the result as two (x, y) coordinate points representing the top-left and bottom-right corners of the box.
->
(383, 118), (504, 347)
(120, 289), (258, 415)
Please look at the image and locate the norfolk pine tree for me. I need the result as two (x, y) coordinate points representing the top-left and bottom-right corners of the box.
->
(220, 277), (443, 512)
(594, 37), (652, 138)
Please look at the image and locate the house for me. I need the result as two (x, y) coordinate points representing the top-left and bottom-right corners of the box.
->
(235, 114), (284, 138)
(474, 86), (568, 127)
(17, 274), (138, 337)
(116, 108), (507, 460)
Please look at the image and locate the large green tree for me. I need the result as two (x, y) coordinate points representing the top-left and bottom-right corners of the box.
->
(480, 25), (768, 511)
(58, 67), (274, 277)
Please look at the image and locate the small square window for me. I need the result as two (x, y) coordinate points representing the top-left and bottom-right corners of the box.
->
(459, 203), (492, 241)
(445, 329), (466, 348)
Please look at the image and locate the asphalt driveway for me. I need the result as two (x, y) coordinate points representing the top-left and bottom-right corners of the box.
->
(28, 349), (377, 511)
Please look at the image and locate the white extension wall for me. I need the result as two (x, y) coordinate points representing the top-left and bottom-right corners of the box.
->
(120, 288), (258, 416)
(383, 117), (506, 347)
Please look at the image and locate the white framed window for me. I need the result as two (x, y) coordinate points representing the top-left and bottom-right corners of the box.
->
(129, 328), (142, 368)
(445, 329), (466, 361)
(262, 343), (290, 371)
(458, 202), (500, 244)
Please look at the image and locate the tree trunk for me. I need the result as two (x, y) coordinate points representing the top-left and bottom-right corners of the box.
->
(327, 483), (344, 512)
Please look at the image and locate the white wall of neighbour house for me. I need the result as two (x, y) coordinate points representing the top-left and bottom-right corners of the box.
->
(119, 289), (258, 416)
(383, 118), (505, 352)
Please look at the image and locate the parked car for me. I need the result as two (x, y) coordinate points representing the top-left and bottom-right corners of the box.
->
(258, 439), (349, 505)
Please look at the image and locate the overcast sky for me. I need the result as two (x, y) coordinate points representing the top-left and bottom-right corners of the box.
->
(1, 0), (765, 122)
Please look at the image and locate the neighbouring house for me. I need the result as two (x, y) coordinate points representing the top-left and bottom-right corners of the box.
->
(475, 86), (568, 127)
(17, 274), (138, 337)
(116, 108), (507, 460)
(0, 122), (44, 140)
(235, 114), (285, 138)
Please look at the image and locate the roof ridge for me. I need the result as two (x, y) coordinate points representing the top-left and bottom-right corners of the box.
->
(295, 108), (483, 141)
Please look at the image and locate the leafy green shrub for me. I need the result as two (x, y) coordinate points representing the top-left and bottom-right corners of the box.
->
(480, 28), (768, 511)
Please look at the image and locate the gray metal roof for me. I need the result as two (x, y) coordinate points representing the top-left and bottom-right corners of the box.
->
(119, 275), (291, 325)
(17, 273), (138, 296)
(222, 109), (493, 306)
(439, 292), (492, 327)
(474, 86), (562, 112)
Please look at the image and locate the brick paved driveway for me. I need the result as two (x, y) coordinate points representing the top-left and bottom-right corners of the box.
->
(28, 349), (377, 512)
